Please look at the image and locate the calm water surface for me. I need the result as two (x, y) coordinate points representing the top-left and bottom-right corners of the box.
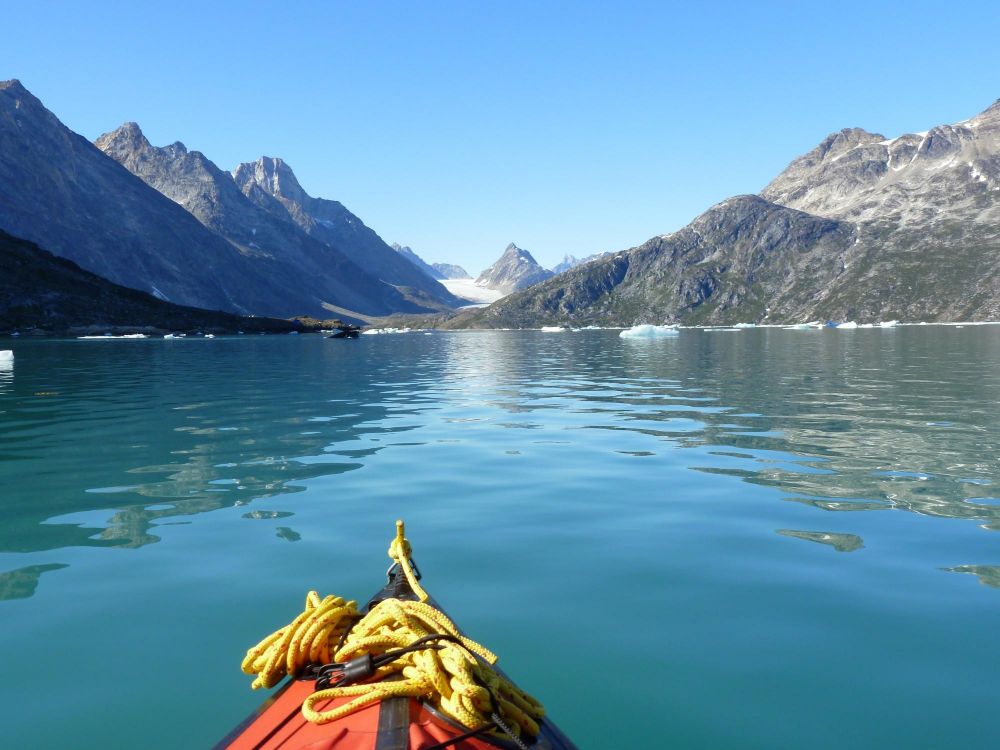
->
(1, 328), (998, 749)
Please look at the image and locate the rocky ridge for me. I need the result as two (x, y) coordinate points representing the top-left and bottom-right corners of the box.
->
(460, 98), (1000, 327)
(391, 242), (444, 279)
(0, 80), (454, 319)
(95, 123), (412, 317)
(232, 158), (457, 310)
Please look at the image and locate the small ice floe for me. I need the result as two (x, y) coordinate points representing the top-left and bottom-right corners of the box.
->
(78, 333), (148, 339)
(733, 322), (756, 328)
(0, 350), (13, 368)
(879, 320), (899, 328)
(786, 321), (823, 330)
(288, 331), (299, 335)
(362, 327), (412, 335)
(619, 324), (679, 339)
(539, 326), (566, 332)
(164, 333), (186, 339)
(836, 321), (858, 329)
(204, 334), (215, 339)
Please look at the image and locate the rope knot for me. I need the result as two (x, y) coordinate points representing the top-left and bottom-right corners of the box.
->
(388, 519), (412, 561)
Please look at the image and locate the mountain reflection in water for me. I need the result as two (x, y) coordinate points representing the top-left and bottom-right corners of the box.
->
(1, 329), (997, 554)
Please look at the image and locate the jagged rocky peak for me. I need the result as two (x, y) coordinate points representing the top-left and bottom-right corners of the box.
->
(475, 243), (554, 294)
(762, 97), (1000, 222)
(94, 121), (152, 156)
(230, 159), (458, 310)
(232, 156), (308, 204)
(818, 127), (886, 159)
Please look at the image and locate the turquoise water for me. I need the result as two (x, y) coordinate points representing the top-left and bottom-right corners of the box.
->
(1, 328), (999, 749)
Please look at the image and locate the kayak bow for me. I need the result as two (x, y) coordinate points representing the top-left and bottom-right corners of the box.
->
(215, 522), (578, 750)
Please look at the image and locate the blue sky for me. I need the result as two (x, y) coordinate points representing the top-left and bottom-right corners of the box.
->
(6, 1), (1000, 273)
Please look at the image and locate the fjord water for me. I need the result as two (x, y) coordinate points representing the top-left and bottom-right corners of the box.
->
(1, 329), (999, 749)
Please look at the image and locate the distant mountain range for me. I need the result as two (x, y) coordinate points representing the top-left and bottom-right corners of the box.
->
(552, 252), (608, 274)
(391, 243), (470, 281)
(0, 79), (455, 321)
(457, 98), (1000, 327)
(5, 78), (997, 328)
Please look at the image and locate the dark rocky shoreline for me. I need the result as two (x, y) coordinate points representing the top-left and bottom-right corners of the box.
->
(0, 230), (350, 337)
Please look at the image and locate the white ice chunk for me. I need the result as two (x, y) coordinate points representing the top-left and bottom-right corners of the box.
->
(619, 324), (679, 339)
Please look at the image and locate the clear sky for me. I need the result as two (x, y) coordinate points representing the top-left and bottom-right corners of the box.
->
(6, 1), (1000, 273)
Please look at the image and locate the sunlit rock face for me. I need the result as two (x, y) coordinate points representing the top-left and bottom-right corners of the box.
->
(461, 99), (1000, 328)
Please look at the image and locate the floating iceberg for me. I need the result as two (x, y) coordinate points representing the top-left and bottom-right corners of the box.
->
(836, 321), (858, 329)
(619, 324), (679, 339)
(0, 350), (12, 362)
(539, 326), (566, 332)
(78, 333), (148, 339)
(879, 320), (899, 328)
(362, 327), (412, 335)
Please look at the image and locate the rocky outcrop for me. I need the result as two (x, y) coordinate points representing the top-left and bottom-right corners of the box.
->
(233, 158), (457, 310)
(475, 243), (554, 294)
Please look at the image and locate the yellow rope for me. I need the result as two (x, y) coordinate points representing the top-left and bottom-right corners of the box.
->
(241, 521), (546, 743)
(388, 519), (429, 603)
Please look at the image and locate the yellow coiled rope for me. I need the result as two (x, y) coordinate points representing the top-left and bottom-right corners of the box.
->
(241, 521), (546, 742)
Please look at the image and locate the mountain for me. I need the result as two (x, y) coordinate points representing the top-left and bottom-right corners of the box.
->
(552, 252), (609, 274)
(391, 242), (444, 279)
(0, 229), (308, 334)
(232, 158), (457, 310)
(391, 242), (470, 280)
(432, 263), (470, 279)
(552, 254), (582, 274)
(475, 243), (554, 295)
(461, 99), (1000, 327)
(0, 79), (266, 314)
(95, 123), (419, 318)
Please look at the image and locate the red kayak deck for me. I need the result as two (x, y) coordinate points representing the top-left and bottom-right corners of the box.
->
(219, 677), (571, 750)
